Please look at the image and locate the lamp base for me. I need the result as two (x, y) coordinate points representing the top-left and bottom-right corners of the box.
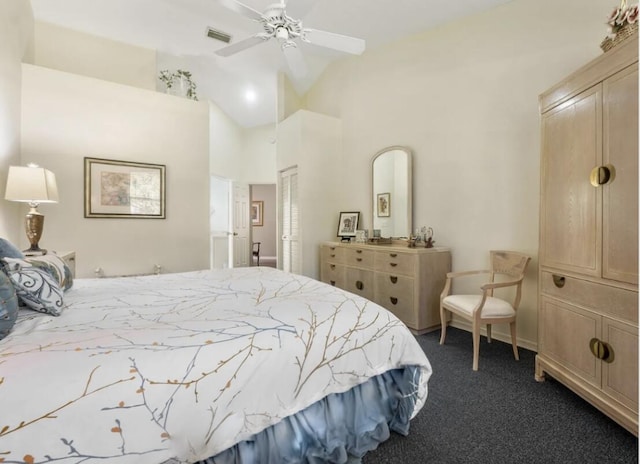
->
(24, 209), (47, 255)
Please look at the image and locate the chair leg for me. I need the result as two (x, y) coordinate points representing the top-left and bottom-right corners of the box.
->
(486, 324), (492, 343)
(472, 321), (480, 371)
(510, 321), (519, 361)
(439, 306), (447, 345)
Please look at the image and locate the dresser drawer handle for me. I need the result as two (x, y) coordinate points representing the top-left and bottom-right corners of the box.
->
(330, 264), (335, 269)
(552, 274), (565, 288)
(390, 297), (398, 305)
(356, 281), (364, 290)
(330, 280), (336, 286)
(390, 276), (398, 284)
(356, 258), (362, 262)
(330, 254), (336, 258)
(390, 263), (397, 267)
(356, 250), (363, 254)
(390, 253), (397, 258)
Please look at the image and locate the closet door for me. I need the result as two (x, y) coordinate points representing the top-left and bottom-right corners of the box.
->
(279, 167), (299, 274)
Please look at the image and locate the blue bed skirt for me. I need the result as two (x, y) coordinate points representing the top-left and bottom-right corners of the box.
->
(201, 366), (422, 464)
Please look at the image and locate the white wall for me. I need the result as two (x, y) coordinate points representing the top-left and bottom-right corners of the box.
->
(0, 0), (33, 240)
(303, 0), (607, 348)
(34, 21), (156, 90)
(21, 64), (210, 278)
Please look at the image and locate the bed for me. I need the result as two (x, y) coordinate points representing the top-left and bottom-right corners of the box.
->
(0, 265), (431, 463)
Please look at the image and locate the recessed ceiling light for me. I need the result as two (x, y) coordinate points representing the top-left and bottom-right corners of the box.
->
(245, 89), (257, 103)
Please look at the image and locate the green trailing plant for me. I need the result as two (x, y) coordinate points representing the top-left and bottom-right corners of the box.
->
(158, 69), (198, 101)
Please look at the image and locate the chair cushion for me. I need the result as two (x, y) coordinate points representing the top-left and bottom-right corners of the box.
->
(443, 294), (515, 318)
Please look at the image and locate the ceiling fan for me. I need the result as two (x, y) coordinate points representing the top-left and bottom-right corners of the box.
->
(214, 0), (366, 77)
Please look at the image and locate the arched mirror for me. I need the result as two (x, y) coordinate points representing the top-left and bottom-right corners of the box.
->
(371, 146), (412, 238)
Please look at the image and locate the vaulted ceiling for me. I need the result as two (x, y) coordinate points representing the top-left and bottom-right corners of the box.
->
(30, 0), (514, 127)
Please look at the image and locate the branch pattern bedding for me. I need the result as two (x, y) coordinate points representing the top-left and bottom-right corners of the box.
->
(0, 267), (431, 463)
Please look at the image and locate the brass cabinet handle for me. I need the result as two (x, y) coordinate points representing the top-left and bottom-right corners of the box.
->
(589, 338), (615, 363)
(390, 276), (398, 284)
(390, 263), (397, 267)
(390, 297), (398, 305)
(390, 253), (397, 258)
(590, 165), (615, 187)
(356, 250), (363, 254)
(330, 280), (336, 286)
(330, 254), (336, 258)
(330, 264), (335, 269)
(552, 274), (566, 288)
(356, 280), (363, 290)
(356, 258), (362, 262)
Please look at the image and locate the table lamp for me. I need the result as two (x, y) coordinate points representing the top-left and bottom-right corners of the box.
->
(4, 164), (59, 254)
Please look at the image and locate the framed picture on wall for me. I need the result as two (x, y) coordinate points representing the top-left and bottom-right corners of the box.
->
(377, 192), (390, 217)
(251, 201), (264, 226)
(337, 212), (360, 238)
(84, 157), (166, 218)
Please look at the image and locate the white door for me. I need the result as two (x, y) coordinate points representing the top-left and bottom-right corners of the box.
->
(233, 182), (251, 267)
(209, 175), (232, 269)
(279, 167), (299, 274)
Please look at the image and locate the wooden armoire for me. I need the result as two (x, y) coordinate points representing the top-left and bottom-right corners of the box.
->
(535, 36), (638, 435)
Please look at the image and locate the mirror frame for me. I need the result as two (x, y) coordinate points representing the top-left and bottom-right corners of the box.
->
(371, 146), (412, 238)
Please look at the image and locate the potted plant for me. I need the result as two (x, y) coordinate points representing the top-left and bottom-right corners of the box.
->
(158, 69), (198, 101)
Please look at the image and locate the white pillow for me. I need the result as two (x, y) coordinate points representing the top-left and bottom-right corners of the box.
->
(4, 261), (64, 316)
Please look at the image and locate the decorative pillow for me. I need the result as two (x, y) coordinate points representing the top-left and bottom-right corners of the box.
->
(0, 238), (24, 260)
(0, 270), (19, 340)
(22, 253), (73, 291)
(4, 261), (64, 316)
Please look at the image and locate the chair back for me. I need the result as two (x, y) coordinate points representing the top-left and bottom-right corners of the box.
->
(489, 250), (530, 280)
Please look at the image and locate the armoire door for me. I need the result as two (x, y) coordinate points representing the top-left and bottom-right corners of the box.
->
(279, 166), (299, 274)
(540, 84), (602, 276)
(602, 65), (639, 285)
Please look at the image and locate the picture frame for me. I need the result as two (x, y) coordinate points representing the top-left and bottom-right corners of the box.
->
(251, 200), (264, 226)
(84, 157), (166, 219)
(377, 192), (391, 217)
(337, 212), (360, 238)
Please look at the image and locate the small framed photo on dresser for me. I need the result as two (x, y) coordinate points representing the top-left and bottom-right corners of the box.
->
(337, 212), (360, 239)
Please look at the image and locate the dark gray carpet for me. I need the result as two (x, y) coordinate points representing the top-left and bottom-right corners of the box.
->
(363, 327), (638, 464)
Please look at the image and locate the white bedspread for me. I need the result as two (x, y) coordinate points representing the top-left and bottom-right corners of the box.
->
(0, 267), (431, 463)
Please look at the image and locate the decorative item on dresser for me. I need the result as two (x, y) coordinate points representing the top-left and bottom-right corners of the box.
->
(320, 241), (451, 334)
(536, 34), (638, 435)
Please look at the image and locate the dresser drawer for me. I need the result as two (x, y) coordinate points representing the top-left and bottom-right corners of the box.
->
(321, 262), (345, 288)
(344, 247), (374, 268)
(540, 271), (638, 324)
(344, 267), (374, 301)
(374, 250), (416, 276)
(321, 245), (344, 264)
(375, 274), (416, 327)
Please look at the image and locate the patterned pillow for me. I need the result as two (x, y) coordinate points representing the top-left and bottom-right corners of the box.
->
(0, 238), (24, 259)
(0, 270), (19, 339)
(22, 253), (73, 291)
(4, 261), (64, 316)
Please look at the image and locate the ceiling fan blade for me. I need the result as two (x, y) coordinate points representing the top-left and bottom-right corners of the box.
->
(215, 35), (268, 57)
(304, 29), (365, 55)
(215, 0), (264, 21)
(282, 44), (308, 78)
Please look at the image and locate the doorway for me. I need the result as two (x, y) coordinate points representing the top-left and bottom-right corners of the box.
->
(250, 184), (277, 268)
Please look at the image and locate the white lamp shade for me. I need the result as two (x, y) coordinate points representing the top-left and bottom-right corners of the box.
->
(4, 166), (59, 203)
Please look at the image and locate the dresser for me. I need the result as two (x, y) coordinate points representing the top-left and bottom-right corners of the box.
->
(536, 36), (638, 435)
(320, 242), (451, 334)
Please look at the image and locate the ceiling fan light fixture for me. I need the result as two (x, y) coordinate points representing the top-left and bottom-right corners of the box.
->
(206, 27), (232, 43)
